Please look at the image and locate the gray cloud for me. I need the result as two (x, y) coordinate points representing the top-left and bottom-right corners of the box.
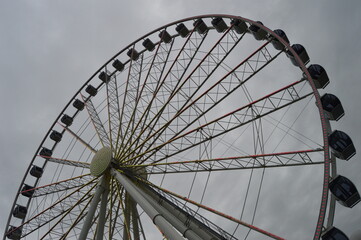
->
(1, 0), (361, 239)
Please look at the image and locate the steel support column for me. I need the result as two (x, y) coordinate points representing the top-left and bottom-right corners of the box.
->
(135, 185), (204, 240)
(79, 177), (106, 240)
(111, 168), (184, 240)
(96, 177), (109, 240)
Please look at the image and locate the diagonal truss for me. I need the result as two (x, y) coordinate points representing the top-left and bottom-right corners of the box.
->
(116, 52), (145, 155)
(106, 73), (122, 151)
(40, 155), (90, 169)
(82, 94), (111, 148)
(16, 177), (97, 238)
(30, 174), (94, 197)
(122, 149), (324, 174)
(40, 186), (96, 240)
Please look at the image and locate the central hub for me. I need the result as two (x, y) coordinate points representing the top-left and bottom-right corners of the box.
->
(90, 147), (112, 177)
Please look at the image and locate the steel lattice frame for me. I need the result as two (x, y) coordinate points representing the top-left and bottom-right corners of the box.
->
(4, 14), (337, 240)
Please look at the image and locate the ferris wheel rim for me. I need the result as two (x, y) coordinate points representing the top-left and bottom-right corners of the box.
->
(4, 14), (334, 240)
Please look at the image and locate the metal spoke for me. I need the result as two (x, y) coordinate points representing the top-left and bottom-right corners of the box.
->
(119, 58), (144, 155)
(40, 155), (90, 169)
(116, 38), (175, 159)
(60, 193), (93, 239)
(124, 79), (312, 164)
(40, 186), (95, 240)
(122, 149), (324, 174)
(118, 24), (244, 161)
(115, 27), (206, 160)
(106, 72), (122, 151)
(15, 177), (97, 238)
(82, 94), (111, 147)
(120, 41), (279, 164)
(59, 123), (97, 153)
(29, 174), (94, 197)
(116, 53), (136, 153)
(116, 49), (144, 157)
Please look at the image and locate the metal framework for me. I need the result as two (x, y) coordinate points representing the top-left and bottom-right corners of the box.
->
(4, 14), (343, 240)
(122, 149), (324, 174)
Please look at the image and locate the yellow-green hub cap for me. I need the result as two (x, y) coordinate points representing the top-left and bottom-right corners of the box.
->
(90, 147), (112, 177)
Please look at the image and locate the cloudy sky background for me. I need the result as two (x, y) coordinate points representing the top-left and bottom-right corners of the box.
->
(1, 0), (361, 239)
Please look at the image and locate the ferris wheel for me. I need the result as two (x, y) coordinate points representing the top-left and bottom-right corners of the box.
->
(4, 14), (360, 240)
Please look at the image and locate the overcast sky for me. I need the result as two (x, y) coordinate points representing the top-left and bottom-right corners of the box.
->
(1, 0), (361, 239)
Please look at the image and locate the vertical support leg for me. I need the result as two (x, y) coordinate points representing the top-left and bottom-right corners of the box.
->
(131, 200), (141, 240)
(111, 169), (184, 240)
(79, 177), (106, 240)
(135, 183), (204, 240)
(123, 193), (131, 240)
(96, 178), (109, 240)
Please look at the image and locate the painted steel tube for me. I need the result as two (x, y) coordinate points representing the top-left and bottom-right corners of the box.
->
(111, 169), (184, 240)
